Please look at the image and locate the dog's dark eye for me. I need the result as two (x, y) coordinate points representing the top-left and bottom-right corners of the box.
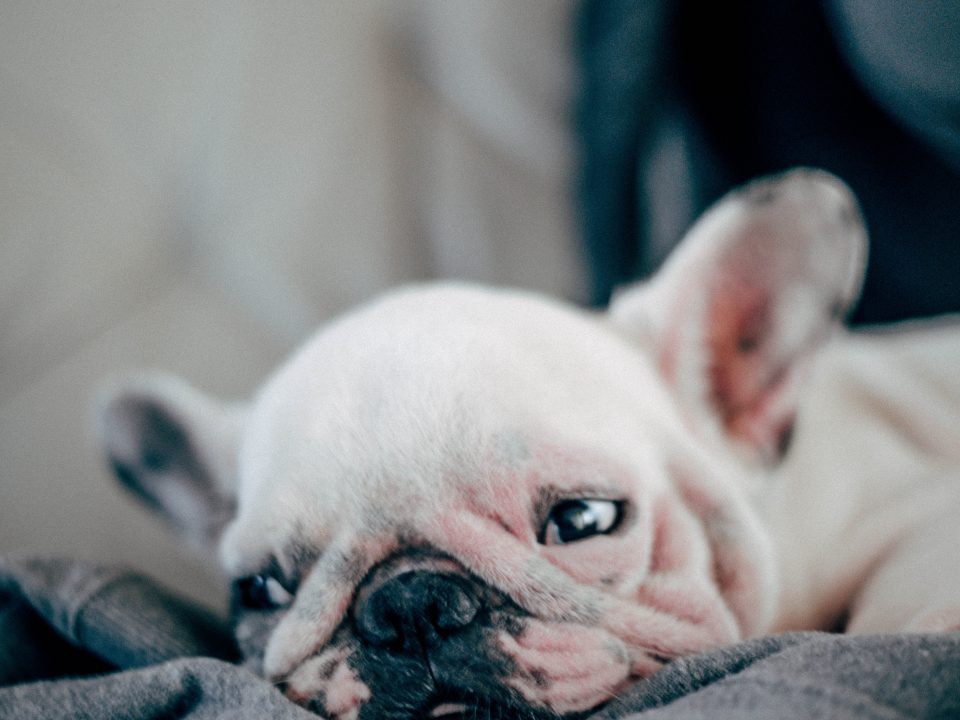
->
(234, 574), (294, 611)
(542, 499), (623, 545)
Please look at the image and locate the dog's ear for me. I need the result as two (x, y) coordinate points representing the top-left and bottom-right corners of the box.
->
(611, 169), (867, 464)
(95, 374), (245, 549)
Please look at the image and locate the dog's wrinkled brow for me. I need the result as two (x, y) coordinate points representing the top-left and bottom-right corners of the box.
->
(271, 539), (322, 589)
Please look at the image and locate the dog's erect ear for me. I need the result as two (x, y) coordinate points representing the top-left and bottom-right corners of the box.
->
(611, 169), (867, 464)
(95, 374), (245, 549)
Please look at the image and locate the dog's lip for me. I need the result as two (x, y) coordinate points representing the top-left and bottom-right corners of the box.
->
(420, 691), (503, 720)
(426, 702), (470, 718)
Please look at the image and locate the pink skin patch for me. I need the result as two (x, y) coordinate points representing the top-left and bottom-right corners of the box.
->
(499, 621), (634, 714)
(284, 645), (371, 720)
(634, 574), (738, 637)
(596, 590), (738, 663)
(324, 661), (372, 720)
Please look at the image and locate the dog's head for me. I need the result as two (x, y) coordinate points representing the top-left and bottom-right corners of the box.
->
(98, 169), (865, 719)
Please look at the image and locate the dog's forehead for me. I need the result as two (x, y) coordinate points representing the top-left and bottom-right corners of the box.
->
(224, 284), (675, 569)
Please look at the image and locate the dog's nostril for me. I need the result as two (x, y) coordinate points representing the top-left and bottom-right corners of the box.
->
(354, 571), (480, 653)
(430, 585), (480, 634)
(356, 592), (405, 649)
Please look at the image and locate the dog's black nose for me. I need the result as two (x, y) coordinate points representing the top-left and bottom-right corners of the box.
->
(354, 571), (481, 654)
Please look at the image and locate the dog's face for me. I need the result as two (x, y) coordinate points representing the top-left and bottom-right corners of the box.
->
(99, 169), (865, 719)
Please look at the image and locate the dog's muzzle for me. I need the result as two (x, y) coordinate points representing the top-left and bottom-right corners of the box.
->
(346, 567), (553, 720)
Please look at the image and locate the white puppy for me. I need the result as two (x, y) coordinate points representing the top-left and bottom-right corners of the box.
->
(98, 169), (960, 720)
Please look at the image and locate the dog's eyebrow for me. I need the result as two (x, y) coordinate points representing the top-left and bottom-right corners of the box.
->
(273, 540), (322, 589)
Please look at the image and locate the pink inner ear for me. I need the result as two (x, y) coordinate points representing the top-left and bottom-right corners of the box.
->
(707, 282), (770, 422)
(705, 278), (795, 458)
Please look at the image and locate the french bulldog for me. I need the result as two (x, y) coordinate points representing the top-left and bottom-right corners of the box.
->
(97, 169), (960, 719)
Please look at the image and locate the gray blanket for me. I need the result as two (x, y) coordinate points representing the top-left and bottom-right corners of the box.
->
(2, 558), (958, 719)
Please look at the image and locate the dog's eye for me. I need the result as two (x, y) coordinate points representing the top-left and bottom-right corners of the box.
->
(234, 574), (294, 611)
(542, 499), (623, 545)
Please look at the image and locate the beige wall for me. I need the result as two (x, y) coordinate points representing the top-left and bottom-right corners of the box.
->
(0, 1), (582, 608)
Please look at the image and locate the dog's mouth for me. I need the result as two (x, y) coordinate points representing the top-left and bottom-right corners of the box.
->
(416, 688), (606, 720)
(418, 691), (556, 720)
(419, 694), (507, 720)
(425, 701), (472, 719)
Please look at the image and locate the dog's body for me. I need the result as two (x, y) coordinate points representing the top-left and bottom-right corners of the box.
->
(99, 170), (960, 719)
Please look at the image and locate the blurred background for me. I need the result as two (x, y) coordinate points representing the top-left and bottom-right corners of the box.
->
(1, 1), (957, 609)
(0, 1), (583, 608)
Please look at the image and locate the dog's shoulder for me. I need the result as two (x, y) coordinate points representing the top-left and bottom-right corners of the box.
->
(809, 316), (960, 437)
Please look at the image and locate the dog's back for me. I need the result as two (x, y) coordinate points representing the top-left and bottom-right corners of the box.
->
(766, 319), (960, 633)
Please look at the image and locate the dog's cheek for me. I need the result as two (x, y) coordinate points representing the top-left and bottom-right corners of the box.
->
(496, 621), (634, 715)
(541, 535), (650, 593)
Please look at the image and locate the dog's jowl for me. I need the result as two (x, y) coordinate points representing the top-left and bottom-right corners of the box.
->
(98, 169), (960, 719)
